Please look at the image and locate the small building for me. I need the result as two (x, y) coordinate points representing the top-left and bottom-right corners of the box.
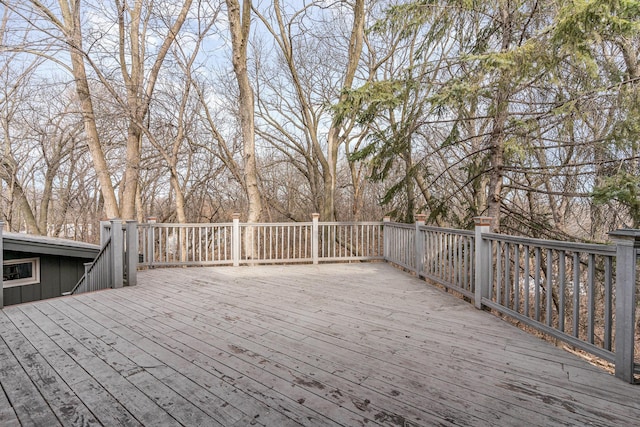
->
(2, 232), (100, 307)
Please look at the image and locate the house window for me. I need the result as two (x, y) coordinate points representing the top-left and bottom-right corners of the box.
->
(2, 258), (41, 287)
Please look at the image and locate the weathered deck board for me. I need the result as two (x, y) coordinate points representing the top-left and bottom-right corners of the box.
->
(1, 263), (640, 426)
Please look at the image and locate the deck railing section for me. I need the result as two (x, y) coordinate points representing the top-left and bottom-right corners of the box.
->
(319, 222), (384, 261)
(68, 220), (137, 295)
(241, 222), (313, 263)
(70, 236), (113, 295)
(420, 225), (475, 299)
(383, 221), (416, 271)
(384, 216), (639, 383)
(481, 232), (617, 364)
(139, 215), (384, 267)
(139, 222), (234, 266)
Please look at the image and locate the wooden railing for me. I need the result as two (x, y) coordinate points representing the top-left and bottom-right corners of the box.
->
(138, 214), (384, 267)
(384, 216), (640, 383)
(19, 212), (635, 383)
(481, 233), (617, 364)
(67, 220), (138, 295)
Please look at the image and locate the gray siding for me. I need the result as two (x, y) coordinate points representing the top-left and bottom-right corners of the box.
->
(3, 251), (89, 306)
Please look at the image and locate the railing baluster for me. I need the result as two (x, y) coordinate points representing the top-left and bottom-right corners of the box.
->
(496, 242), (502, 304)
(505, 243), (511, 307)
(604, 256), (613, 351)
(534, 247), (541, 322)
(558, 251), (565, 332)
(513, 244), (520, 312)
(572, 252), (580, 338)
(524, 245), (530, 317)
(546, 248), (553, 327)
(588, 253), (595, 344)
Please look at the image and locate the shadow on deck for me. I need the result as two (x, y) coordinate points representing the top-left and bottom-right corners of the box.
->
(1, 263), (639, 426)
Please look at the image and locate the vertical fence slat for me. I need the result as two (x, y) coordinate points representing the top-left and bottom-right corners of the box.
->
(558, 251), (566, 333)
(587, 253), (596, 344)
(573, 252), (580, 339)
(546, 248), (553, 327)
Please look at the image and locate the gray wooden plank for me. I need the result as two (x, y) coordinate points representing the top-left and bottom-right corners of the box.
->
(104, 298), (448, 427)
(47, 298), (257, 427)
(38, 298), (223, 427)
(16, 304), (142, 427)
(135, 265), (640, 422)
(23, 302), (182, 427)
(68, 294), (385, 427)
(49, 296), (293, 427)
(0, 308), (97, 426)
(3, 262), (640, 427)
(96, 272), (584, 427)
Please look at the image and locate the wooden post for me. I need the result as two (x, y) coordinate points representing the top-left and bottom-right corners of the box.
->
(415, 214), (426, 276)
(232, 213), (240, 267)
(609, 229), (640, 383)
(83, 262), (91, 293)
(382, 216), (391, 261)
(100, 220), (111, 246)
(0, 221), (4, 308)
(312, 213), (320, 265)
(111, 220), (124, 289)
(125, 221), (138, 287)
(474, 217), (492, 309)
(146, 217), (157, 268)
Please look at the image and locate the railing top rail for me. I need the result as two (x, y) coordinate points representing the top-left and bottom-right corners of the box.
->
(319, 221), (384, 226)
(139, 222), (234, 228)
(420, 225), (474, 237)
(384, 222), (415, 230)
(241, 222), (313, 227)
(482, 232), (616, 256)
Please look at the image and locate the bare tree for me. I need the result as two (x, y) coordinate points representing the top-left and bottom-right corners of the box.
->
(226, 0), (262, 223)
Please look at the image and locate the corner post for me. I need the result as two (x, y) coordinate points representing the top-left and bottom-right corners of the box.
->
(474, 217), (492, 309)
(415, 214), (426, 276)
(312, 213), (320, 265)
(232, 213), (240, 267)
(383, 216), (391, 261)
(610, 229), (640, 383)
(111, 219), (124, 289)
(0, 221), (4, 308)
(125, 221), (138, 287)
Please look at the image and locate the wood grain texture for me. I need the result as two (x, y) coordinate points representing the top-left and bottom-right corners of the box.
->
(1, 263), (639, 426)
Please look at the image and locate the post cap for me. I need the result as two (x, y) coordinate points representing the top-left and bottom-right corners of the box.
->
(416, 214), (427, 223)
(147, 216), (157, 223)
(609, 229), (640, 248)
(312, 213), (320, 219)
(383, 216), (391, 222)
(232, 212), (240, 220)
(473, 216), (492, 227)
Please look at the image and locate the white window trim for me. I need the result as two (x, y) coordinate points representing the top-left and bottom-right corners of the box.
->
(2, 257), (41, 288)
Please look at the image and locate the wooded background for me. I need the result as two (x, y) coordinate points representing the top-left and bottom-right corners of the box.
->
(0, 0), (638, 243)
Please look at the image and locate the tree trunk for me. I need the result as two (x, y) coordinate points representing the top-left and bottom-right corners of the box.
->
(486, 2), (514, 233)
(227, 0), (262, 224)
(324, 0), (365, 221)
(51, 0), (120, 219)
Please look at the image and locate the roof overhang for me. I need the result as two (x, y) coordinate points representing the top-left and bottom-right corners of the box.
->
(3, 233), (100, 259)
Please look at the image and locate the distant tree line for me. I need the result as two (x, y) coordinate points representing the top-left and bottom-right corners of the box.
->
(0, 0), (638, 243)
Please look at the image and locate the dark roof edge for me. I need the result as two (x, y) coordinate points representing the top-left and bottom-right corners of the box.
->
(3, 232), (100, 259)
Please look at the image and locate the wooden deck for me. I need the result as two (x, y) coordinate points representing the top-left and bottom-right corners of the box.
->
(1, 263), (639, 426)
